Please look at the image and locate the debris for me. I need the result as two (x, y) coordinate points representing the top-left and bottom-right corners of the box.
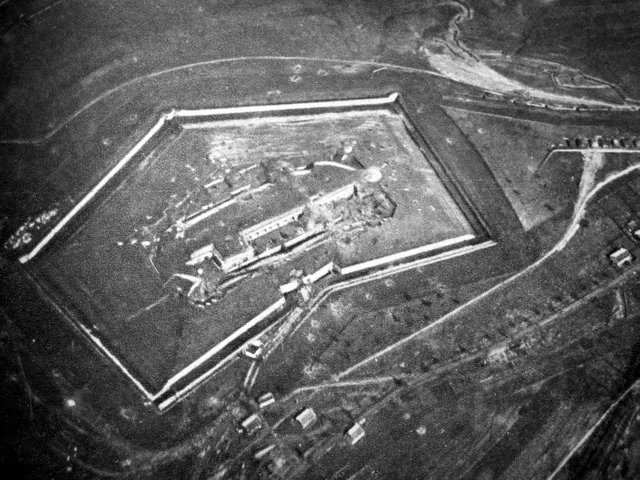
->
(302, 361), (328, 380)
(612, 289), (627, 321)
(295, 407), (317, 429)
(267, 453), (290, 477)
(298, 285), (311, 302)
(4, 208), (58, 251)
(333, 139), (358, 163)
(485, 345), (514, 365)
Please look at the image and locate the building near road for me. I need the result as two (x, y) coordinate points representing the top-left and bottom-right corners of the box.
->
(295, 407), (317, 429)
(241, 413), (263, 435)
(346, 422), (366, 445)
(257, 392), (275, 409)
(610, 247), (634, 268)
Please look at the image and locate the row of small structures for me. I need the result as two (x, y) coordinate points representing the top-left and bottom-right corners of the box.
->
(238, 335), (366, 475)
(241, 402), (366, 439)
(239, 392), (365, 478)
(235, 213), (640, 470)
(556, 136), (640, 150)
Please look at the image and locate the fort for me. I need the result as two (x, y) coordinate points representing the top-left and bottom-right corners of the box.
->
(24, 96), (484, 410)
